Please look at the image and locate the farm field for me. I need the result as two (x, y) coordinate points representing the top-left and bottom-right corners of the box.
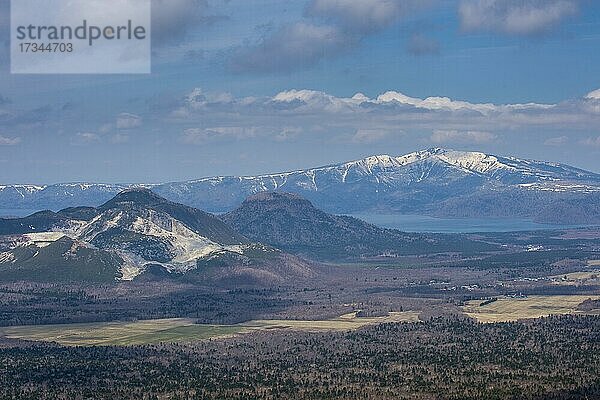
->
(462, 295), (600, 323)
(0, 311), (420, 346)
(548, 269), (600, 285)
(0, 318), (241, 346)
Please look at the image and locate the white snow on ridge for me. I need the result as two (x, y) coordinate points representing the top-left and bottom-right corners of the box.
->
(0, 185), (45, 191)
(0, 252), (15, 263)
(119, 262), (143, 281)
(167, 148), (600, 195)
(23, 232), (65, 247)
(129, 211), (230, 265)
(435, 150), (512, 174)
(75, 208), (247, 279)
(2, 149), (599, 205)
(81, 211), (125, 241)
(323, 148), (514, 179)
(518, 182), (600, 193)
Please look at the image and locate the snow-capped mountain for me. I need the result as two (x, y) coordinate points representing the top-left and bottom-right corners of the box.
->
(0, 189), (313, 283)
(71, 188), (251, 280)
(1, 148), (599, 223)
(154, 148), (600, 223)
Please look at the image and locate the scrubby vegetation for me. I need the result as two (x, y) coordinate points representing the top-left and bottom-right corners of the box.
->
(1, 315), (600, 399)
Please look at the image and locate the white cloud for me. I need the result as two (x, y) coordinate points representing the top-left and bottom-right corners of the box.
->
(306, 0), (427, 33)
(375, 91), (501, 113)
(170, 87), (600, 148)
(581, 136), (600, 147)
(0, 135), (21, 146)
(586, 89), (600, 100)
(172, 87), (589, 123)
(351, 129), (394, 144)
(73, 132), (101, 145)
(231, 0), (431, 74)
(184, 88), (235, 109)
(116, 113), (143, 129)
(180, 128), (211, 144)
(151, 0), (214, 45)
(99, 123), (113, 134)
(271, 89), (361, 113)
(274, 127), (302, 142)
(111, 133), (130, 144)
(430, 130), (497, 144)
(459, 0), (579, 35)
(230, 23), (350, 73)
(180, 126), (259, 144)
(544, 136), (569, 146)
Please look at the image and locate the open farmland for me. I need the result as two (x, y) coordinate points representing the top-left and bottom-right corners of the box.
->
(0, 318), (245, 346)
(462, 295), (600, 323)
(548, 269), (600, 286)
(0, 311), (420, 346)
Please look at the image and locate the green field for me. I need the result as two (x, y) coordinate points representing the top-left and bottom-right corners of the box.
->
(462, 295), (600, 323)
(0, 319), (244, 346)
(0, 311), (420, 346)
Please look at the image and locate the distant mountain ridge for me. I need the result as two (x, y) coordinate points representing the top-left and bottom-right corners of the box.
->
(2, 148), (599, 224)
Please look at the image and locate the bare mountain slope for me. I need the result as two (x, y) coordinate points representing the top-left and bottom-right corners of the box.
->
(0, 189), (314, 284)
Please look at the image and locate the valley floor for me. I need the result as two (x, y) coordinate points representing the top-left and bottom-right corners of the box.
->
(0, 227), (598, 398)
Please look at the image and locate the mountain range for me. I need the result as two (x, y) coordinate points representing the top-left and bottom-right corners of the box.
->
(0, 189), (314, 284)
(2, 148), (599, 224)
(0, 188), (502, 283)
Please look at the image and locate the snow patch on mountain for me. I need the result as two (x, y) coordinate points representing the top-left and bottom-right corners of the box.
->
(23, 232), (65, 248)
(118, 259), (144, 281)
(128, 211), (243, 264)
(0, 252), (15, 263)
(62, 206), (249, 280)
(518, 182), (600, 193)
(80, 211), (125, 241)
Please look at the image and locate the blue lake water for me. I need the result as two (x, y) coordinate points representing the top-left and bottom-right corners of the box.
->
(1, 208), (594, 233)
(0, 209), (42, 218)
(348, 213), (594, 233)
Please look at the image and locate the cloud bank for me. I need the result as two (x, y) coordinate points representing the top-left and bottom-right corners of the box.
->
(0, 135), (21, 146)
(230, 0), (431, 73)
(168, 86), (600, 146)
(459, 0), (579, 35)
(230, 23), (351, 73)
(306, 0), (427, 33)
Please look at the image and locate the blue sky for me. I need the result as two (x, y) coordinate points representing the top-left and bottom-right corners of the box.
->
(0, 0), (599, 184)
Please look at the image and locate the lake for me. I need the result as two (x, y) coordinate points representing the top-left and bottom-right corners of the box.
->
(0, 209), (42, 218)
(348, 213), (594, 233)
(1, 208), (594, 233)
